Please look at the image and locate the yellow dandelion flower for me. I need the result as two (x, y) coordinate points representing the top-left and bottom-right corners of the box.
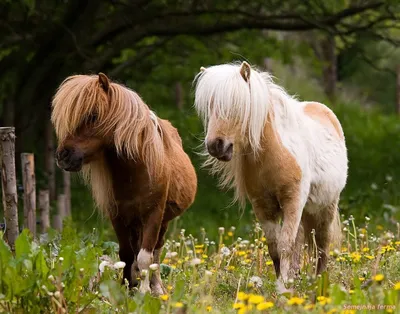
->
(195, 244), (204, 249)
(163, 258), (170, 264)
(304, 304), (315, 310)
(167, 285), (173, 291)
(206, 306), (212, 312)
(360, 228), (367, 234)
(233, 302), (245, 309)
(349, 290), (354, 294)
(160, 294), (169, 301)
(341, 310), (356, 314)
(228, 231), (234, 237)
(327, 309), (338, 314)
(237, 292), (248, 301)
(238, 306), (250, 314)
(266, 261), (273, 266)
(365, 255), (374, 260)
(394, 282), (400, 290)
(195, 249), (203, 254)
(244, 259), (252, 264)
(317, 296), (332, 305)
(256, 301), (274, 310)
(202, 254), (208, 259)
(228, 265), (235, 271)
(381, 245), (395, 254)
(362, 247), (370, 252)
(261, 237), (266, 242)
(287, 297), (305, 305)
(238, 251), (246, 256)
(173, 302), (184, 308)
(248, 294), (264, 304)
(341, 247), (348, 252)
(373, 274), (384, 282)
(395, 241), (400, 246)
(386, 309), (393, 313)
(377, 225), (384, 230)
(350, 252), (361, 263)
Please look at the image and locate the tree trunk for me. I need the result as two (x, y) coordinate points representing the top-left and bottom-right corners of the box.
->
(322, 35), (337, 104)
(63, 171), (71, 216)
(175, 82), (184, 111)
(45, 120), (56, 202)
(21, 153), (36, 236)
(397, 65), (400, 114)
(38, 190), (50, 233)
(0, 127), (19, 251)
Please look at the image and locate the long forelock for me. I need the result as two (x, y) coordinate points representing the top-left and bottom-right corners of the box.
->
(51, 74), (166, 179)
(194, 63), (272, 150)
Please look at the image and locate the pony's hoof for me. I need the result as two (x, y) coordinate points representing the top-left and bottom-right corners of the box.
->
(151, 283), (167, 296)
(276, 280), (293, 295)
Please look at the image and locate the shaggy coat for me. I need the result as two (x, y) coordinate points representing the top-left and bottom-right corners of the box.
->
(194, 62), (347, 292)
(52, 73), (197, 295)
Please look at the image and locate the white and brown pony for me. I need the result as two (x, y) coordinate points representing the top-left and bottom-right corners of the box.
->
(194, 61), (348, 292)
(51, 73), (197, 295)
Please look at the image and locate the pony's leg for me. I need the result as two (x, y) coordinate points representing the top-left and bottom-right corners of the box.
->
(314, 201), (340, 274)
(291, 223), (304, 276)
(277, 190), (304, 291)
(110, 216), (135, 286)
(252, 200), (281, 278)
(150, 222), (168, 296)
(137, 207), (164, 294)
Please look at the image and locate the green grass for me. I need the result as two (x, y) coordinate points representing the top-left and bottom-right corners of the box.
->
(0, 215), (398, 313)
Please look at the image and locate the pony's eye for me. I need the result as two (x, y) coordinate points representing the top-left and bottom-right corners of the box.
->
(87, 114), (98, 124)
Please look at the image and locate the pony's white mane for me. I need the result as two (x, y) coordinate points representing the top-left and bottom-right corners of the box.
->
(194, 62), (298, 207)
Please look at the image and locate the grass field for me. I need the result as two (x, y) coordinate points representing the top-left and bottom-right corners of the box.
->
(0, 213), (399, 314)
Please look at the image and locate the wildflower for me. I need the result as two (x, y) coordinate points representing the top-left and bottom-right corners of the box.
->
(317, 296), (331, 305)
(395, 241), (400, 246)
(341, 310), (355, 314)
(59, 257), (64, 261)
(237, 251), (246, 256)
(237, 292), (248, 301)
(261, 237), (267, 242)
(349, 290), (354, 294)
(394, 282), (400, 290)
(233, 302), (245, 309)
(173, 302), (184, 308)
(190, 258), (201, 266)
(376, 225), (384, 230)
(362, 247), (370, 252)
(99, 261), (111, 273)
(359, 277), (365, 282)
(160, 294), (169, 301)
(373, 274), (384, 282)
(228, 265), (235, 271)
(266, 260), (273, 266)
(219, 227), (225, 234)
(304, 304), (315, 310)
(206, 306), (212, 312)
(228, 231), (234, 237)
(287, 297), (305, 305)
(381, 245), (395, 254)
(114, 261), (126, 269)
(350, 252), (361, 263)
(167, 285), (173, 291)
(327, 309), (338, 314)
(256, 301), (274, 310)
(248, 294), (264, 304)
(202, 254), (208, 259)
(220, 247), (231, 256)
(249, 276), (263, 288)
(365, 255), (374, 260)
(195, 244), (204, 249)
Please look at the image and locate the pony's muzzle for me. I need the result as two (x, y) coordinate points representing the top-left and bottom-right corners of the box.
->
(206, 137), (233, 162)
(55, 148), (84, 172)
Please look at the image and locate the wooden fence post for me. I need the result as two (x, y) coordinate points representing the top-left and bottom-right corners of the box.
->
(175, 82), (184, 111)
(0, 127), (19, 251)
(63, 171), (71, 216)
(45, 120), (56, 202)
(54, 194), (66, 231)
(21, 153), (36, 236)
(38, 190), (50, 233)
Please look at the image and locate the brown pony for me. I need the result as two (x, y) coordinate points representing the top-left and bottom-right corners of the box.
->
(51, 73), (197, 295)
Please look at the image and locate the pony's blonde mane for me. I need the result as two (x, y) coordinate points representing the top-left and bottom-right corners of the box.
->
(194, 62), (298, 207)
(51, 74), (166, 212)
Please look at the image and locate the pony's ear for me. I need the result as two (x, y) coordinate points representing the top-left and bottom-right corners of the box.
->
(239, 61), (251, 82)
(98, 72), (110, 92)
(200, 66), (206, 72)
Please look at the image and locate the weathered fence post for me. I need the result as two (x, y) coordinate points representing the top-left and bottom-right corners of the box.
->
(45, 120), (56, 202)
(38, 190), (50, 233)
(54, 194), (66, 231)
(263, 57), (273, 73)
(0, 127), (19, 251)
(21, 153), (36, 236)
(63, 171), (71, 216)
